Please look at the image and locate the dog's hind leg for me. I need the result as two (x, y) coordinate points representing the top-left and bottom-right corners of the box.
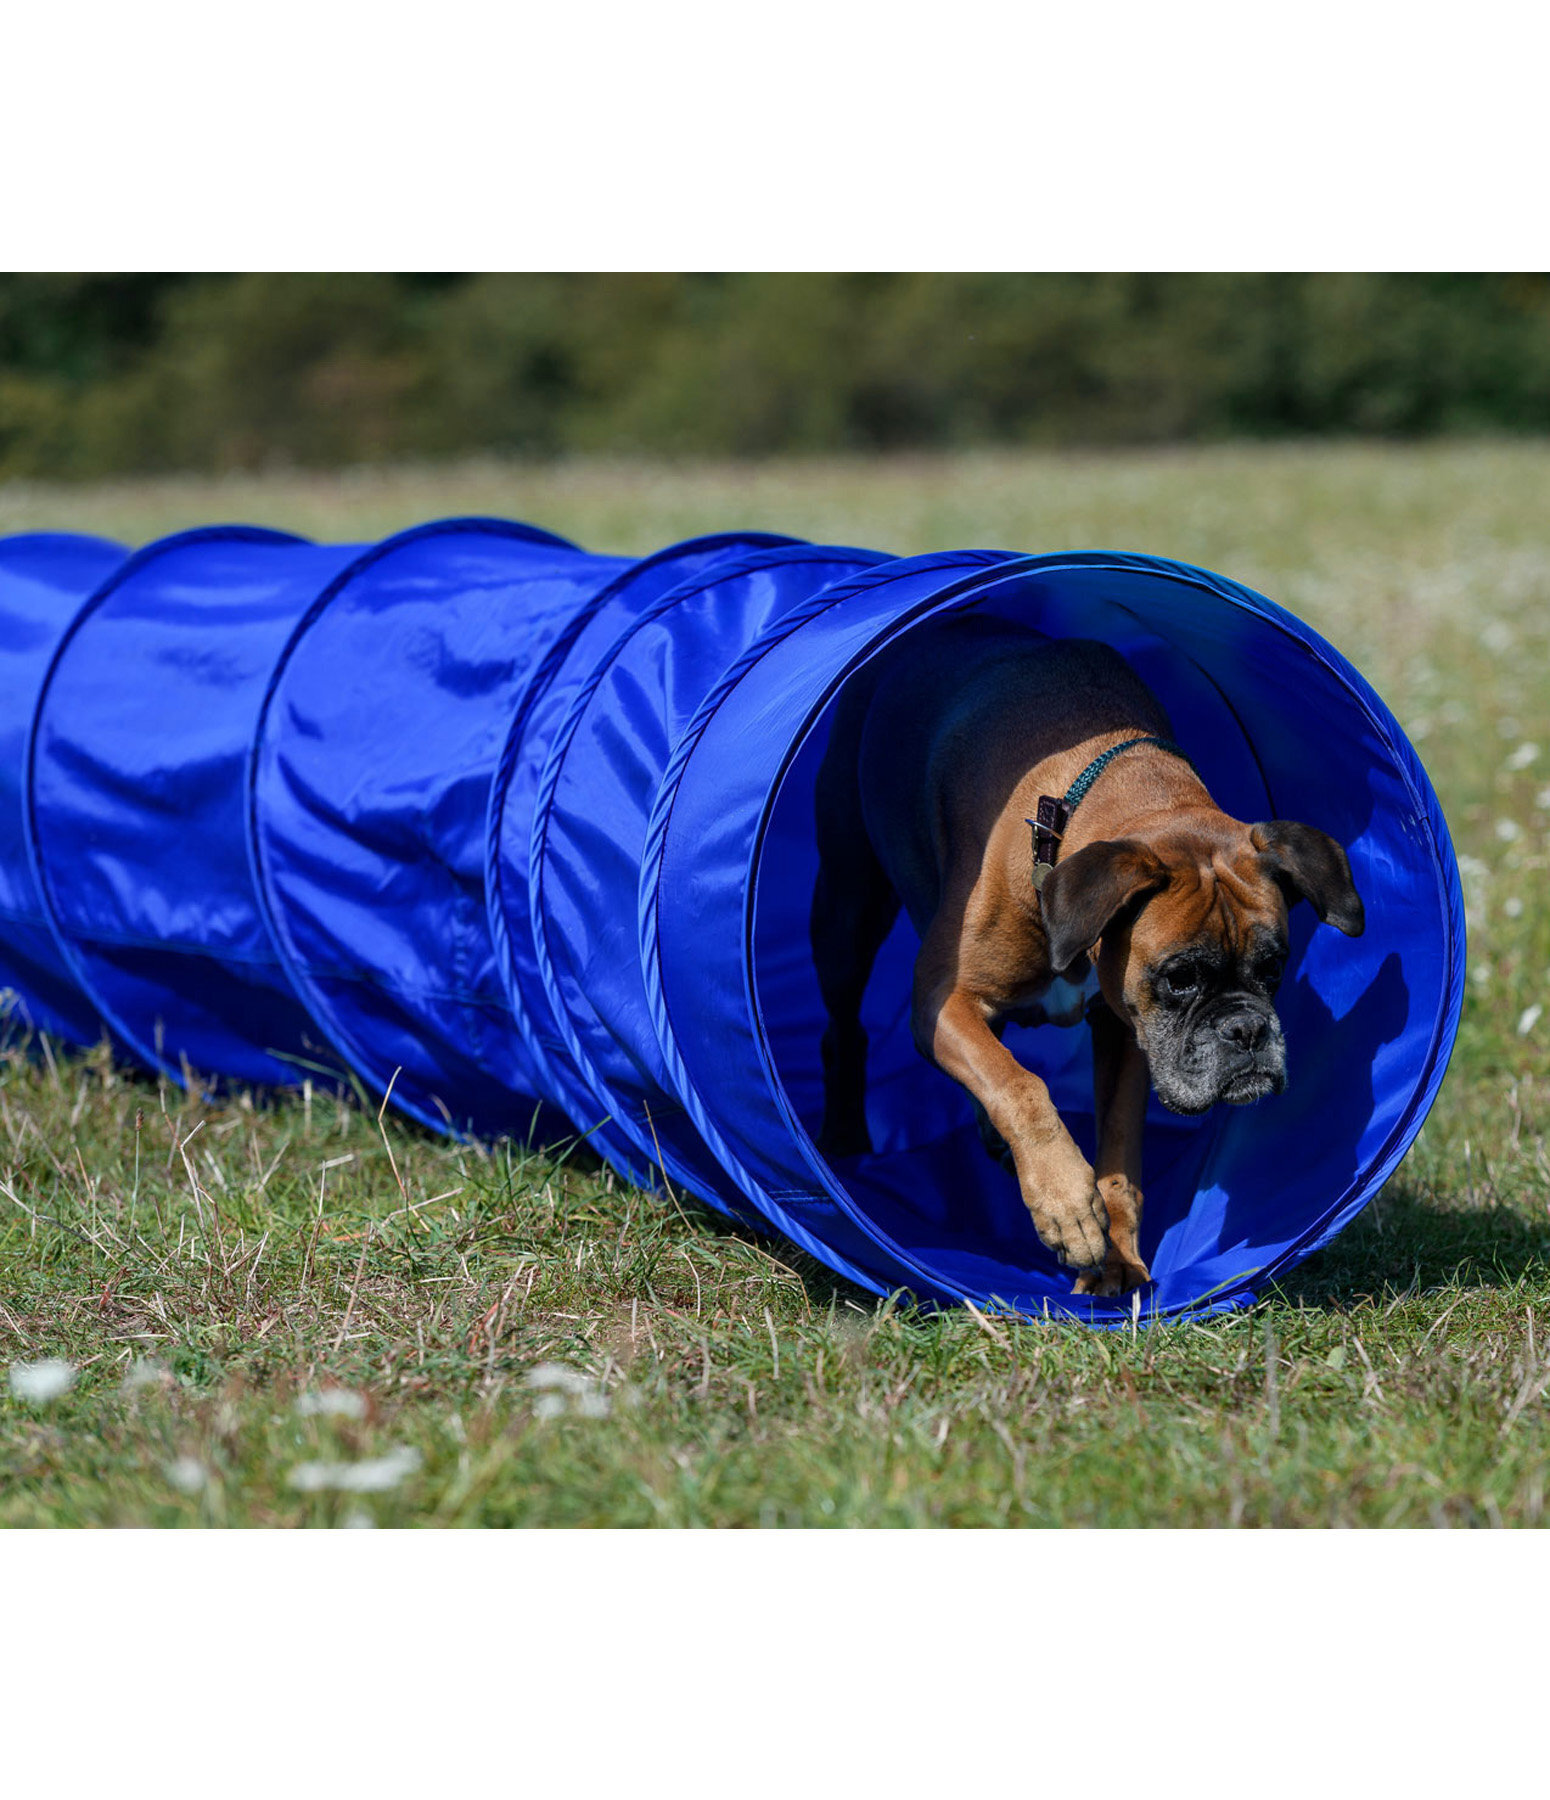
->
(811, 730), (900, 1160)
(1073, 999), (1152, 1297)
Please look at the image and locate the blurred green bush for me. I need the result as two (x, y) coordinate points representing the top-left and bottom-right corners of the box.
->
(3, 272), (1549, 477)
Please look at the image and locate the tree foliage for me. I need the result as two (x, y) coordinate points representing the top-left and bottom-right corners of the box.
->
(3, 272), (1548, 476)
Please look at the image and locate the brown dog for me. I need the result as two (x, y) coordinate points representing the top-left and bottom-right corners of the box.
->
(810, 616), (1365, 1296)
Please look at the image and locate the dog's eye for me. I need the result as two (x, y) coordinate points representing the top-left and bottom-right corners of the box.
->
(1159, 965), (1198, 998)
(1256, 956), (1286, 992)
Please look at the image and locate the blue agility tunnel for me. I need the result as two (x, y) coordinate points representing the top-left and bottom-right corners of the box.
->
(505, 541), (893, 1206)
(250, 518), (619, 1138)
(0, 520), (1465, 1324)
(636, 550), (1464, 1321)
(0, 532), (129, 1045)
(28, 529), (373, 1086)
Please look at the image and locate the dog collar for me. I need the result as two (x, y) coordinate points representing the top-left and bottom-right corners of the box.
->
(1028, 736), (1195, 891)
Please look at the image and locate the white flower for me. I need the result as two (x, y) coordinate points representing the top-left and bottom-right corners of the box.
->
(288, 1446), (421, 1493)
(526, 1362), (593, 1393)
(1472, 962), (1494, 986)
(1504, 897), (1525, 920)
(1482, 622), (1514, 654)
(8, 1359), (77, 1403)
(1506, 743), (1541, 772)
(123, 1358), (169, 1391)
(1519, 1004), (1544, 1039)
(1536, 787), (1550, 814)
(1495, 819), (1522, 843)
(526, 1362), (610, 1419)
(165, 1456), (209, 1493)
(293, 1388), (368, 1420)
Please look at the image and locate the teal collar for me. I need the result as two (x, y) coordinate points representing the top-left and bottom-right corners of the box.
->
(1029, 736), (1195, 889)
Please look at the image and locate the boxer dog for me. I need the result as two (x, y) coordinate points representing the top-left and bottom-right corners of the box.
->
(810, 616), (1365, 1297)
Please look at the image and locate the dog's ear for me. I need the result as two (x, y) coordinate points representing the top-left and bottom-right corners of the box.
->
(1251, 821), (1365, 937)
(1039, 839), (1169, 974)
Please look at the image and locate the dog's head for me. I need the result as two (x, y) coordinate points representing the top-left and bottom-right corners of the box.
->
(1039, 817), (1364, 1115)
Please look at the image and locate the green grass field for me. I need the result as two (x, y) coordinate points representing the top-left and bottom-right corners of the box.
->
(2, 440), (1548, 1526)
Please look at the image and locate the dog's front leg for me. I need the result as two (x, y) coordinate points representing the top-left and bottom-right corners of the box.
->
(915, 979), (1110, 1272)
(1074, 1001), (1152, 1297)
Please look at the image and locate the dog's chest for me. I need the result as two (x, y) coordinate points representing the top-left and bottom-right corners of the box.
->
(1002, 965), (1098, 1031)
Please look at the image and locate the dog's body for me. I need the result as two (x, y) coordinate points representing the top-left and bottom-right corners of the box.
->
(810, 618), (1364, 1296)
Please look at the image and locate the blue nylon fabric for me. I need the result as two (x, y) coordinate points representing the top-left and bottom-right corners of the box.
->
(0, 533), (128, 1044)
(642, 552), (1022, 1295)
(28, 529), (365, 1085)
(644, 551), (1463, 1323)
(487, 531), (800, 1165)
(530, 544), (888, 1208)
(251, 519), (629, 1138)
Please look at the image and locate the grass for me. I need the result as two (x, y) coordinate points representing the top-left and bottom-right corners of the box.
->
(2, 438), (1549, 1527)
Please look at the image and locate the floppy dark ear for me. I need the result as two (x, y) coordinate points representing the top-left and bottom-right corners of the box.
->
(1038, 838), (1169, 974)
(1251, 820), (1365, 937)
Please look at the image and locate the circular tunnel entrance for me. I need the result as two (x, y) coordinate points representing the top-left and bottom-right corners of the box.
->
(647, 553), (1460, 1322)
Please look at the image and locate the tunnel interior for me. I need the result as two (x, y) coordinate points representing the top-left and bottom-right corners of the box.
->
(750, 564), (1449, 1316)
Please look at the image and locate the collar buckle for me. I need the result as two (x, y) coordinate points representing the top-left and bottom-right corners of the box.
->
(1028, 794), (1069, 891)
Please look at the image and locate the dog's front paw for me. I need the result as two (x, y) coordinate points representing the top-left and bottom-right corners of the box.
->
(1018, 1148), (1111, 1272)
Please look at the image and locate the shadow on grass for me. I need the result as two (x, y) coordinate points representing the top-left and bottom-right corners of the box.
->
(651, 1175), (1550, 1328)
(676, 1177), (1550, 1324)
(1268, 1183), (1550, 1310)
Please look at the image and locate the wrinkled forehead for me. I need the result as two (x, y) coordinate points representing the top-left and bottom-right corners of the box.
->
(1136, 841), (1287, 958)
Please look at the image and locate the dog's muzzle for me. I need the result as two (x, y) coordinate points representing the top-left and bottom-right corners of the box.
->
(1149, 1002), (1288, 1115)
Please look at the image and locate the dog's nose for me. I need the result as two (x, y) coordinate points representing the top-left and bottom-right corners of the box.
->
(1218, 1010), (1270, 1053)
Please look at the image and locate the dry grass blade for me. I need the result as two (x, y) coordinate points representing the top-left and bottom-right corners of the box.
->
(961, 1298), (1010, 1349)
(332, 1226), (375, 1353)
(376, 1069), (409, 1206)
(1501, 1351), (1550, 1436)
